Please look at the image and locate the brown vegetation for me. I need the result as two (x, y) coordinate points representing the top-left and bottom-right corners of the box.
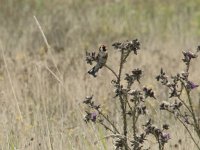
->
(0, 0), (200, 149)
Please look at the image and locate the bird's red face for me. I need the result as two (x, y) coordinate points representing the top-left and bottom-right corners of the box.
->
(99, 45), (107, 52)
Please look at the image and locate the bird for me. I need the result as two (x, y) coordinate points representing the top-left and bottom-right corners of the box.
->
(88, 45), (108, 77)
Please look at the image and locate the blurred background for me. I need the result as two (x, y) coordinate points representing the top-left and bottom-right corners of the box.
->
(0, 0), (200, 149)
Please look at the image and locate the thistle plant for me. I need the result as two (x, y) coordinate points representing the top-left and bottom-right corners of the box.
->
(156, 48), (200, 149)
(83, 39), (170, 150)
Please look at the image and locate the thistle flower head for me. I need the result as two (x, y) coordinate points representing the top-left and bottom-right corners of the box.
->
(91, 112), (98, 122)
(186, 81), (199, 90)
(161, 133), (171, 143)
(84, 111), (98, 123)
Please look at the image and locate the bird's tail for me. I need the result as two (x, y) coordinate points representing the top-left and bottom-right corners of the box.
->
(88, 65), (100, 77)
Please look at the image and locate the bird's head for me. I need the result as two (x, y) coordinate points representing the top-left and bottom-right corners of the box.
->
(99, 45), (107, 52)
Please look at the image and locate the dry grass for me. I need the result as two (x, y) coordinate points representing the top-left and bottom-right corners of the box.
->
(0, 0), (200, 149)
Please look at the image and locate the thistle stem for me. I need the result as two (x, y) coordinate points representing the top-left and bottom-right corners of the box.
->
(118, 50), (128, 150)
(104, 64), (118, 80)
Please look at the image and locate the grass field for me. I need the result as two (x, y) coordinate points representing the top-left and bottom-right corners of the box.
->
(0, 0), (200, 149)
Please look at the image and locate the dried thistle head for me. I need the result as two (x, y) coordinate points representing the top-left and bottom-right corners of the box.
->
(83, 96), (100, 110)
(163, 124), (169, 130)
(112, 39), (140, 54)
(136, 105), (147, 115)
(85, 51), (97, 65)
(83, 95), (93, 104)
(143, 119), (170, 147)
(160, 101), (170, 110)
(182, 51), (198, 65)
(197, 45), (200, 52)
(143, 87), (156, 99)
(156, 68), (168, 85)
(128, 90), (144, 102)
